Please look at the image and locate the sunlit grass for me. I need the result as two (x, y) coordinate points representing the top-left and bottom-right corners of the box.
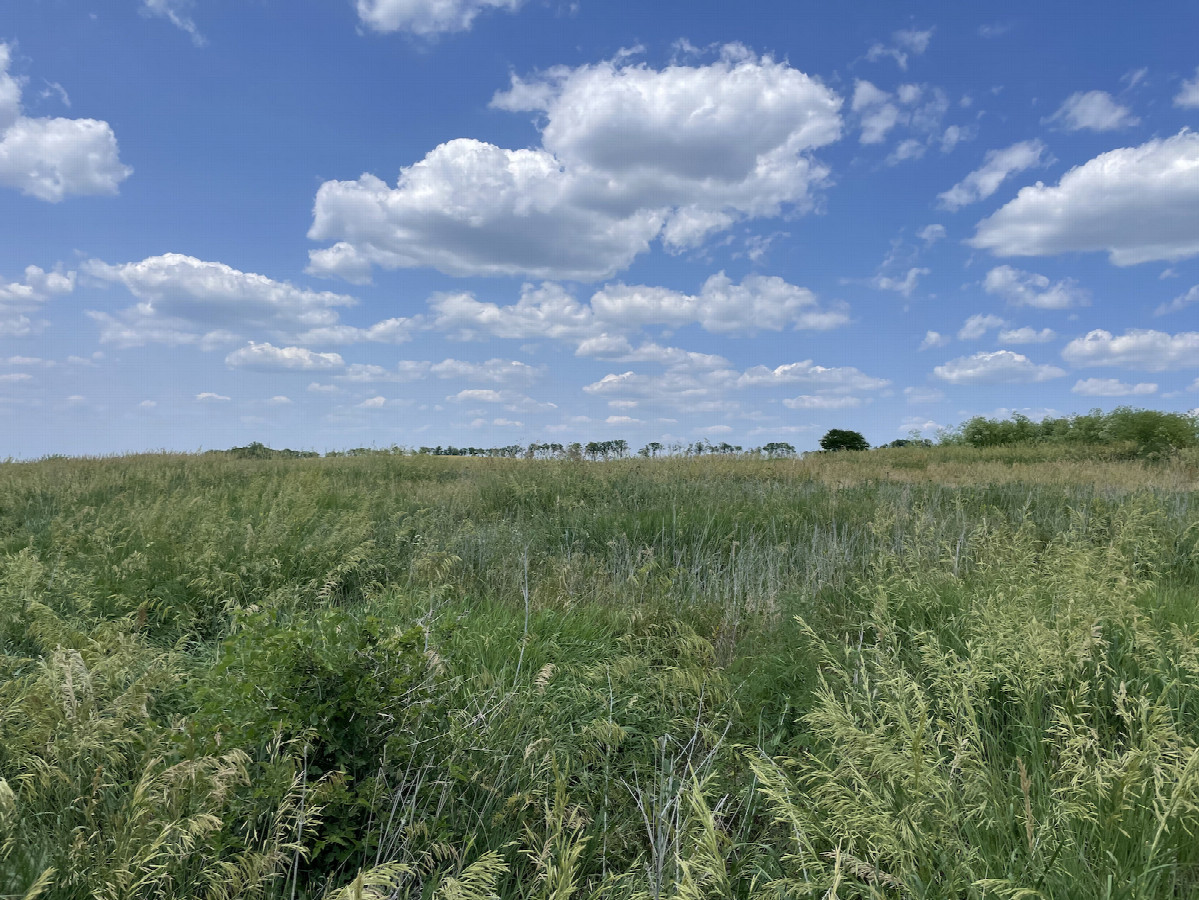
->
(2, 448), (1198, 897)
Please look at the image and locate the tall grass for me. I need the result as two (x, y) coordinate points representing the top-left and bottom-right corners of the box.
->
(1, 449), (1197, 897)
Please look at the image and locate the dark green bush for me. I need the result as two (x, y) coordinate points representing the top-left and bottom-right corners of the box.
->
(949, 407), (1199, 457)
(194, 608), (438, 875)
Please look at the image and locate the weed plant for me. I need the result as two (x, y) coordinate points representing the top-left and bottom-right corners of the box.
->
(1, 449), (1198, 898)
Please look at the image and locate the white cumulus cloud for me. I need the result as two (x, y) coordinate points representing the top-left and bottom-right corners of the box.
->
(83, 253), (413, 349)
(0, 264), (75, 336)
(919, 330), (951, 351)
(355, 0), (522, 35)
(1061, 329), (1199, 371)
(982, 265), (1089, 309)
(938, 140), (1046, 211)
(431, 273), (846, 343)
(0, 44), (131, 201)
(449, 388), (556, 412)
(310, 47), (842, 281)
(933, 350), (1065, 384)
(428, 357), (544, 383)
(581, 352), (887, 414)
(1046, 91), (1138, 131)
(737, 360), (890, 392)
(225, 342), (345, 372)
(590, 273), (848, 334)
(998, 326), (1056, 344)
(1072, 378), (1157, 397)
(957, 313), (1005, 340)
(970, 131), (1199, 265)
(1175, 68), (1199, 108)
(337, 362), (431, 383)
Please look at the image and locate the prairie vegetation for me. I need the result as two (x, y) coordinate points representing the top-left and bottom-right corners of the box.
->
(2, 436), (1199, 898)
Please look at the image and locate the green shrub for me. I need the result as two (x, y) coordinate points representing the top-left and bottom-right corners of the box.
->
(194, 608), (438, 877)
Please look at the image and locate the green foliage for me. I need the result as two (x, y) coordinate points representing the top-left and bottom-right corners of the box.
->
(819, 428), (870, 452)
(2, 450), (1199, 897)
(213, 442), (321, 460)
(949, 407), (1199, 457)
(195, 608), (437, 875)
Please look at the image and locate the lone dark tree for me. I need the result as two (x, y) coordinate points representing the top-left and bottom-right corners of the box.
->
(819, 428), (869, 452)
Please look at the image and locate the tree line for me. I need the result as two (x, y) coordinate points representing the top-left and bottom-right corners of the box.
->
(210, 407), (1199, 462)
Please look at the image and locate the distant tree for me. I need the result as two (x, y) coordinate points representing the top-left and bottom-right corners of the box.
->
(819, 429), (869, 452)
(639, 441), (664, 458)
(762, 442), (796, 458)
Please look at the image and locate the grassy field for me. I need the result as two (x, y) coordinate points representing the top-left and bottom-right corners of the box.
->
(2, 446), (1199, 899)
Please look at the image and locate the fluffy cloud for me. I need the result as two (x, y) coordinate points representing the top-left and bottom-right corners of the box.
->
(957, 313), (1005, 340)
(736, 360), (890, 392)
(296, 319), (418, 345)
(310, 48), (842, 281)
(430, 283), (595, 341)
(428, 358), (544, 383)
(590, 273), (848, 334)
(1046, 91), (1138, 131)
(933, 350), (1066, 384)
(355, 0), (521, 35)
(431, 273), (846, 342)
(82, 253), (418, 349)
(0, 264), (75, 336)
(998, 326), (1056, 344)
(196, 392), (230, 402)
(982, 265), (1089, 309)
(337, 362), (431, 383)
(0, 44), (131, 201)
(1061, 329), (1199, 371)
(1175, 68), (1199, 108)
(1072, 378), (1157, 397)
(970, 131), (1199, 265)
(141, 0), (204, 44)
(583, 369), (736, 405)
(938, 140), (1046, 211)
(224, 342), (345, 372)
(448, 388), (556, 412)
(576, 339), (732, 373)
(919, 330), (951, 350)
(581, 354), (887, 414)
(852, 80), (898, 144)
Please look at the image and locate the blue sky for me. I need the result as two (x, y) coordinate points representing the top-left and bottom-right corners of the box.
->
(3, 0), (1199, 457)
